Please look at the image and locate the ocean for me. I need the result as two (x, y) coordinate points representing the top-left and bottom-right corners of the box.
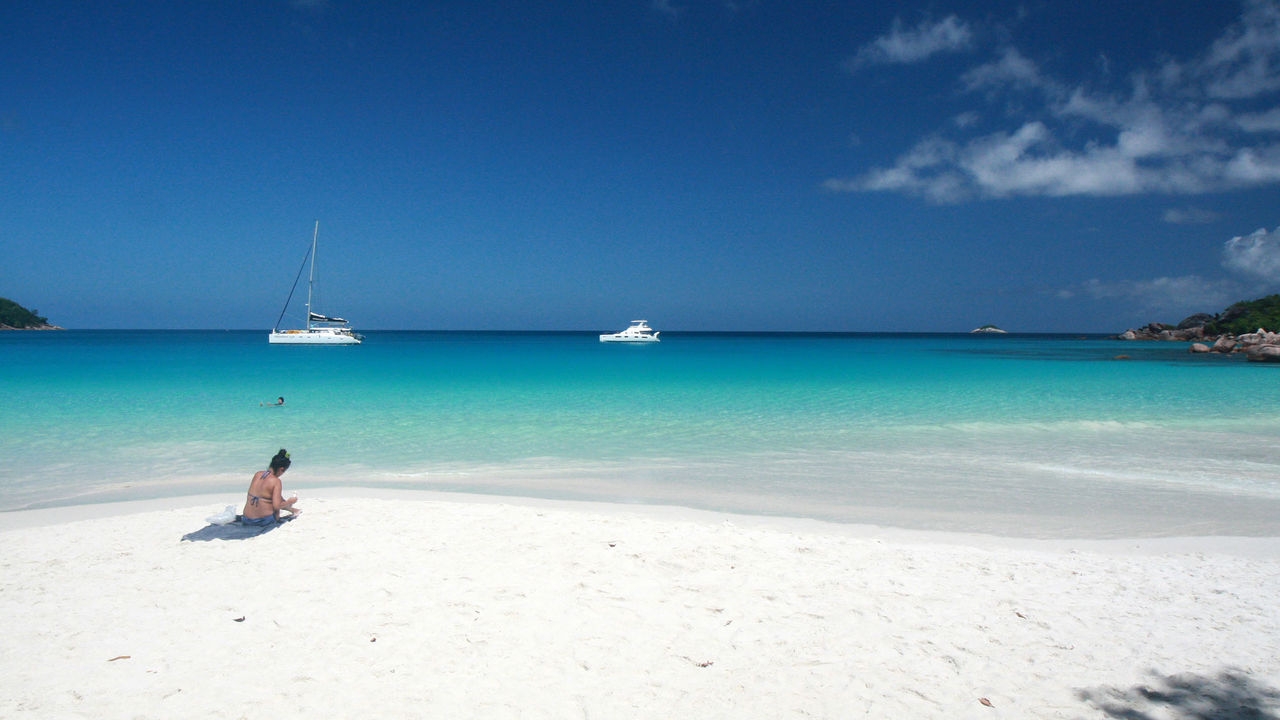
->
(2, 330), (1277, 537)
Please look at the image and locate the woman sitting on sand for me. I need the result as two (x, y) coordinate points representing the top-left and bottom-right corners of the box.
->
(242, 448), (300, 526)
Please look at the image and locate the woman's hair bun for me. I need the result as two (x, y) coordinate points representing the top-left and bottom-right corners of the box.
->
(269, 448), (292, 471)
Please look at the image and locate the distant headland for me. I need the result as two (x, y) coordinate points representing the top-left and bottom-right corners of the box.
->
(970, 325), (1007, 334)
(1119, 294), (1280, 362)
(0, 298), (61, 330)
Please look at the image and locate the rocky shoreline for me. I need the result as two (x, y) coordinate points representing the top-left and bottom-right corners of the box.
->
(0, 323), (62, 331)
(1119, 316), (1280, 363)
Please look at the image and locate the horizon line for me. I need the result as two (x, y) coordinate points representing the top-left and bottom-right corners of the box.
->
(8, 327), (1121, 336)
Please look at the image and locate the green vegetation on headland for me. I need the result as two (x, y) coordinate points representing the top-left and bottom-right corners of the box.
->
(0, 298), (57, 329)
(1203, 295), (1280, 336)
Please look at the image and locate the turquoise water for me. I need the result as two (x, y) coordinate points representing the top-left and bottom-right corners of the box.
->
(2, 330), (1278, 536)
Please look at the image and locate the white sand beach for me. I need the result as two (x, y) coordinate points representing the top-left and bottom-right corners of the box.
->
(2, 490), (1279, 719)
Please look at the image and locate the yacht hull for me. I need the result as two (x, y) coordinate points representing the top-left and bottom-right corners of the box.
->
(599, 335), (659, 342)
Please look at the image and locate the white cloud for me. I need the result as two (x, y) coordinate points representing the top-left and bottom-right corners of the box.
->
(839, 122), (1233, 200)
(1223, 226), (1280, 279)
(850, 15), (973, 68)
(830, 0), (1280, 202)
(960, 123), (1146, 197)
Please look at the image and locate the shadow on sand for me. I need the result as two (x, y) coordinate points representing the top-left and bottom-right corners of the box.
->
(1079, 670), (1280, 720)
(181, 515), (294, 542)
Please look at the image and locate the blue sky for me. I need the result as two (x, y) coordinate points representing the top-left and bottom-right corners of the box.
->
(3, 0), (1279, 331)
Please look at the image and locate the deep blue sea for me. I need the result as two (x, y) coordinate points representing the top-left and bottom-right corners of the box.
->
(2, 330), (1278, 537)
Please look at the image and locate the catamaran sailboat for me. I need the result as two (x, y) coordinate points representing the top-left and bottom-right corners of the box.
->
(268, 222), (363, 345)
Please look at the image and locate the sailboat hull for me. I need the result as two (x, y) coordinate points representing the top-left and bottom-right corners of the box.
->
(268, 329), (362, 345)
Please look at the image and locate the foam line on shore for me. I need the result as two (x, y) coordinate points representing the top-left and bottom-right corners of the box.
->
(4, 486), (1279, 555)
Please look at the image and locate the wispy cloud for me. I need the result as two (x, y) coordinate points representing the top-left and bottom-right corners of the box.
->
(651, 0), (682, 20)
(1195, 0), (1280, 99)
(960, 47), (1045, 93)
(649, 0), (751, 18)
(847, 15), (974, 69)
(1059, 224), (1280, 316)
(1072, 275), (1238, 315)
(1162, 207), (1221, 224)
(289, 0), (331, 11)
(829, 0), (1280, 202)
(1236, 107), (1280, 131)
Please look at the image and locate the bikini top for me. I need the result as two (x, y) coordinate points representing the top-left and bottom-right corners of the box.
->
(248, 470), (274, 507)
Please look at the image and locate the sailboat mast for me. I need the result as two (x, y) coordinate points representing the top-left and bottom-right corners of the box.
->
(305, 221), (318, 331)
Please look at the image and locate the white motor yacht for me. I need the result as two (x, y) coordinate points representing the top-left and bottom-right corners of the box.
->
(600, 320), (660, 343)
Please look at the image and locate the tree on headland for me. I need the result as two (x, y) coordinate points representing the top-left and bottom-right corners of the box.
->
(0, 297), (54, 329)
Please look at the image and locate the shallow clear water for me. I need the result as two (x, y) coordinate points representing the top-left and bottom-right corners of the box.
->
(2, 330), (1277, 537)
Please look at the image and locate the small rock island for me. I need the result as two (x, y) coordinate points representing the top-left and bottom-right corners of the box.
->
(970, 325), (1008, 334)
(0, 298), (61, 330)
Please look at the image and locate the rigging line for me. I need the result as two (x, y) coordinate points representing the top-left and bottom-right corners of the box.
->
(273, 241), (313, 332)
